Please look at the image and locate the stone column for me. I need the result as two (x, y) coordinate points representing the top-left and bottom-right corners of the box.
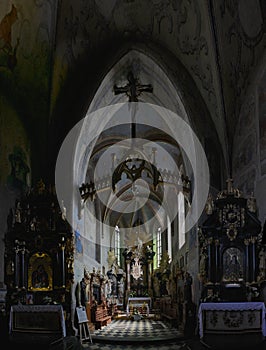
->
(59, 236), (66, 288)
(244, 238), (250, 283)
(214, 239), (220, 283)
(207, 238), (213, 283)
(147, 259), (153, 294)
(14, 240), (19, 289)
(21, 241), (26, 289)
(251, 237), (257, 283)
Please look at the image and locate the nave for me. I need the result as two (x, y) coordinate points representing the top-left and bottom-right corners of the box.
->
(0, 2), (266, 350)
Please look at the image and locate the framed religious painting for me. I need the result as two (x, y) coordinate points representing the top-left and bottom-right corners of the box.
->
(28, 252), (53, 291)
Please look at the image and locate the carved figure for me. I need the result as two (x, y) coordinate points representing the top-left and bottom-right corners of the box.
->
(61, 200), (67, 220)
(184, 272), (193, 303)
(199, 250), (207, 279)
(0, 4), (18, 51)
(14, 201), (22, 223)
(80, 268), (91, 306)
(205, 193), (214, 215)
(118, 277), (124, 302)
(107, 250), (116, 268)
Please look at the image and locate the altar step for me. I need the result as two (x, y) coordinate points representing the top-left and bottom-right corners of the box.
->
(200, 333), (265, 350)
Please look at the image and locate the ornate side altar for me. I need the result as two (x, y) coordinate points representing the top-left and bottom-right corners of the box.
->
(198, 180), (264, 347)
(199, 179), (262, 302)
(4, 180), (74, 331)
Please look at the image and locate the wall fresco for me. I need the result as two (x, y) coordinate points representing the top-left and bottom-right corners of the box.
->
(259, 70), (266, 174)
(0, 3), (19, 71)
(0, 96), (30, 188)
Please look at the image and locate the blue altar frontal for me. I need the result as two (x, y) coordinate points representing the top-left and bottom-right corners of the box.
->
(198, 302), (266, 339)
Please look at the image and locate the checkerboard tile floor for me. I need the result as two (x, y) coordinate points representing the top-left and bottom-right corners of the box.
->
(81, 317), (184, 349)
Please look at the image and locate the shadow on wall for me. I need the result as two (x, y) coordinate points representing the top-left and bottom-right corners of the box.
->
(7, 146), (30, 192)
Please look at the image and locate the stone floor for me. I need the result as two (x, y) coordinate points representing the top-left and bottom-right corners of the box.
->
(5, 312), (266, 350)
(90, 318), (182, 343)
(76, 316), (266, 350)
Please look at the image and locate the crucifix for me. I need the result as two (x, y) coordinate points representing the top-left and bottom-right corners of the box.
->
(113, 71), (153, 138)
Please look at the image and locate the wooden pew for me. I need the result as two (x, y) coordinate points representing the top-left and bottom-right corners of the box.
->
(160, 298), (178, 327)
(94, 305), (111, 329)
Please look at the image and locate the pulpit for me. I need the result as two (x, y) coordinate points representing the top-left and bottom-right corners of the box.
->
(199, 179), (262, 302)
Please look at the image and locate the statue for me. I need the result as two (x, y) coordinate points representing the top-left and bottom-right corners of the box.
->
(61, 200), (67, 221)
(247, 194), (257, 213)
(176, 269), (184, 303)
(199, 249), (207, 281)
(107, 264), (118, 296)
(107, 250), (116, 269)
(159, 251), (170, 274)
(184, 272), (193, 303)
(7, 208), (13, 230)
(205, 193), (214, 215)
(153, 274), (160, 298)
(106, 279), (112, 298)
(79, 268), (91, 306)
(137, 237), (143, 252)
(258, 248), (266, 281)
(36, 179), (45, 194)
(14, 201), (22, 223)
(118, 276), (125, 303)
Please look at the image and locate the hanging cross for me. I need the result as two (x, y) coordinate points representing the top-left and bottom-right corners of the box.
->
(113, 71), (153, 138)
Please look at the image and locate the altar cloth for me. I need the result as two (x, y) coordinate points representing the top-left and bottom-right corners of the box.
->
(126, 297), (152, 316)
(9, 304), (66, 344)
(198, 302), (266, 339)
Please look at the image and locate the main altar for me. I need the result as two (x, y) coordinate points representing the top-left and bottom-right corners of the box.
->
(126, 296), (152, 317)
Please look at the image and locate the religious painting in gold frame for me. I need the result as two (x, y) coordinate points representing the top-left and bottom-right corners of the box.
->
(28, 252), (53, 291)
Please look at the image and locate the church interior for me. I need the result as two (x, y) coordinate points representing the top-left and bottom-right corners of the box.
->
(0, 1), (266, 349)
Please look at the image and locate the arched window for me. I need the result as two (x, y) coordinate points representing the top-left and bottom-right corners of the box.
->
(178, 192), (185, 249)
(114, 225), (121, 266)
(155, 227), (162, 269)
